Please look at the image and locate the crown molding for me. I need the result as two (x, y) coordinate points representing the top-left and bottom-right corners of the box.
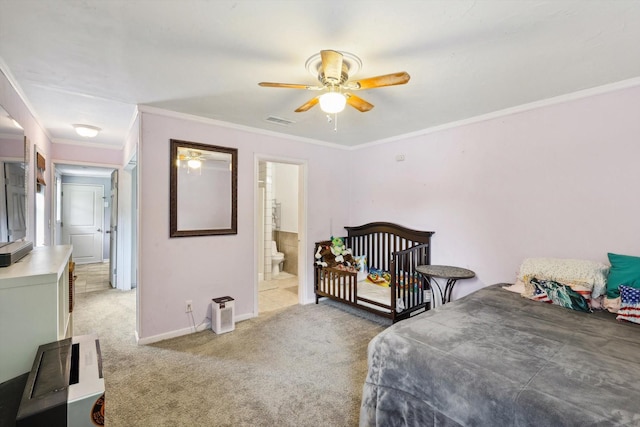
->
(51, 158), (120, 170)
(137, 105), (350, 151)
(360, 76), (640, 150)
(0, 59), (55, 143)
(52, 138), (123, 150)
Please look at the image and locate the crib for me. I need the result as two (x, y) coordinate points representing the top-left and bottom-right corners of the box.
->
(314, 222), (435, 322)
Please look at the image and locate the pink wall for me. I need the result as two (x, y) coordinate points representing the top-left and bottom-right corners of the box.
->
(348, 85), (640, 299)
(51, 142), (122, 166)
(0, 136), (24, 157)
(138, 112), (350, 340)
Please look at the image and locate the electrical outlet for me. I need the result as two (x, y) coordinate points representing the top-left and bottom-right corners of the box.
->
(185, 300), (193, 313)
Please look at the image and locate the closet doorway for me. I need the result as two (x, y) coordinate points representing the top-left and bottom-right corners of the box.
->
(255, 159), (306, 314)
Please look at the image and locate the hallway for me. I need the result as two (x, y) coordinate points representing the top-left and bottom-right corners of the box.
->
(74, 262), (111, 294)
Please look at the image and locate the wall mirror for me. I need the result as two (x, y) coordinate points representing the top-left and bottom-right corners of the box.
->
(0, 104), (28, 243)
(170, 139), (237, 237)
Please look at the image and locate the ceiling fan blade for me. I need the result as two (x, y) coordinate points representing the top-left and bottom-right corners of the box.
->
(345, 94), (374, 112)
(258, 82), (321, 90)
(294, 96), (319, 112)
(320, 50), (344, 84)
(350, 71), (410, 90)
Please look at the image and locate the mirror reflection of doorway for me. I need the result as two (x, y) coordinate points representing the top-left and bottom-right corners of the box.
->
(1, 162), (26, 242)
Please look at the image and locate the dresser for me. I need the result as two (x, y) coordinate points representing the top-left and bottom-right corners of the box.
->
(0, 245), (73, 383)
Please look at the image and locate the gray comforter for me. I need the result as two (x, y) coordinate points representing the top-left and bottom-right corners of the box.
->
(360, 285), (640, 426)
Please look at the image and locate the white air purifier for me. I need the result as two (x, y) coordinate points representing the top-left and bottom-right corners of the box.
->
(211, 296), (235, 334)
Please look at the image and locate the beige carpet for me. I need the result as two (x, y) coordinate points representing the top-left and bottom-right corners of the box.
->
(73, 289), (390, 426)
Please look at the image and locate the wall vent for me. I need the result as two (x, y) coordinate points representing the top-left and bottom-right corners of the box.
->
(265, 116), (295, 126)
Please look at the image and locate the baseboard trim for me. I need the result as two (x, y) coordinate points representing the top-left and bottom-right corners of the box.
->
(136, 314), (254, 345)
(235, 312), (254, 322)
(136, 324), (207, 345)
(301, 296), (316, 305)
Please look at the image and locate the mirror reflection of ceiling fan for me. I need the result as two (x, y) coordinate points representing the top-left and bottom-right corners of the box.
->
(177, 149), (204, 169)
(177, 149), (232, 173)
(259, 50), (410, 114)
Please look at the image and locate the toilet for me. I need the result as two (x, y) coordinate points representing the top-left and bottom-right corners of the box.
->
(271, 241), (285, 276)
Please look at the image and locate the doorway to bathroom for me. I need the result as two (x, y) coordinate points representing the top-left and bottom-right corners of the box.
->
(256, 159), (304, 314)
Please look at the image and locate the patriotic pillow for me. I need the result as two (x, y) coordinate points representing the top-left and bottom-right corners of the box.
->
(526, 278), (591, 313)
(616, 285), (640, 324)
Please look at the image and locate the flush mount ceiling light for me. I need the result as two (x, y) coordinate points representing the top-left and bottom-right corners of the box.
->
(73, 124), (101, 138)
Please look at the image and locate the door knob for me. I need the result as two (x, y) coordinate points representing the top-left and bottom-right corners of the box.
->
(97, 228), (102, 232)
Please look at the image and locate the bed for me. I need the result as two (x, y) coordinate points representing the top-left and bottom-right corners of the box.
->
(314, 222), (435, 322)
(360, 284), (640, 426)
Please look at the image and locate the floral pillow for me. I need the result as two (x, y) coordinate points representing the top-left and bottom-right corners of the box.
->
(616, 285), (640, 324)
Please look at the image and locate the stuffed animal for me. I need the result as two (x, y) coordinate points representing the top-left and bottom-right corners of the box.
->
(314, 244), (326, 266)
(315, 242), (337, 268)
(330, 236), (355, 266)
(334, 263), (357, 273)
(330, 236), (351, 256)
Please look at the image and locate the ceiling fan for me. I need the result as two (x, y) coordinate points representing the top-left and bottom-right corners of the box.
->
(259, 50), (410, 114)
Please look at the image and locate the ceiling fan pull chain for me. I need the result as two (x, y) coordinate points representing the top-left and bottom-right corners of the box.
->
(333, 112), (338, 132)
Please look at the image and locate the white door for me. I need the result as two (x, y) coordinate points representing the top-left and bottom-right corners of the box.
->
(109, 170), (118, 286)
(62, 183), (104, 264)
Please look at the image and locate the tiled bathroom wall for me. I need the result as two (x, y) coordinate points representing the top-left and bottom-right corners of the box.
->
(274, 230), (298, 275)
(259, 161), (273, 281)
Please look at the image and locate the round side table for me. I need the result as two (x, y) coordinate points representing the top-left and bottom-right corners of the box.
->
(416, 265), (475, 305)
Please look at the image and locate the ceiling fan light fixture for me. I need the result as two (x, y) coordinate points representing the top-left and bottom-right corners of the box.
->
(260, 49), (408, 116)
(187, 159), (202, 169)
(73, 124), (101, 138)
(319, 92), (346, 114)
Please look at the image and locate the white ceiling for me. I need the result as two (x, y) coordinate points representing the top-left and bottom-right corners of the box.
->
(1, 0), (640, 149)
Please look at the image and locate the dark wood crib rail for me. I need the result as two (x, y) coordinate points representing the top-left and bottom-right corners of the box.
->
(315, 222), (435, 322)
(345, 222), (434, 272)
(391, 243), (431, 319)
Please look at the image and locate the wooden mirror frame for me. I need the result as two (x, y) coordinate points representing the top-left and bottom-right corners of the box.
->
(169, 139), (237, 237)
